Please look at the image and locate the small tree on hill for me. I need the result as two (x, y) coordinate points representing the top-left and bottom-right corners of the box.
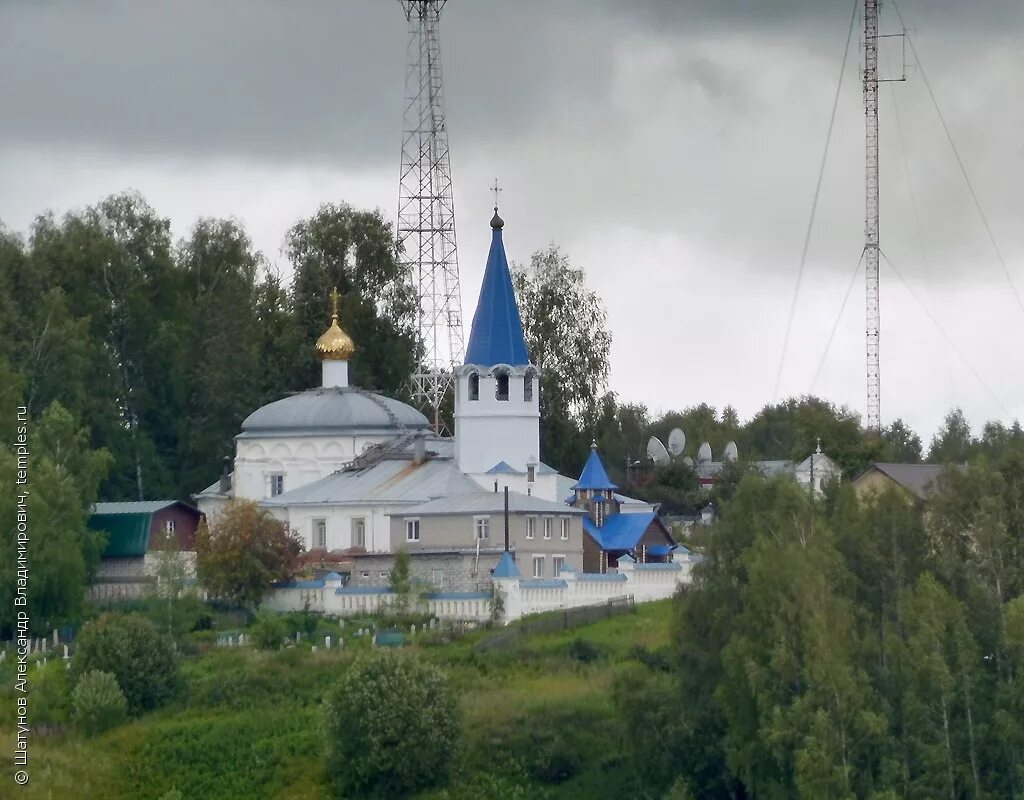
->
(195, 499), (303, 608)
(324, 652), (460, 798)
(72, 670), (128, 736)
(73, 613), (178, 714)
(389, 547), (414, 615)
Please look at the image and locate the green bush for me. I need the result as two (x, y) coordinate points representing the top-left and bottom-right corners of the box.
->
(32, 658), (72, 728)
(567, 637), (602, 663)
(324, 651), (460, 798)
(251, 612), (289, 649)
(72, 670), (127, 735)
(73, 612), (179, 714)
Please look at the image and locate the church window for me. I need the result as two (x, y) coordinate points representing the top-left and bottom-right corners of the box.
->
(468, 372), (480, 401)
(560, 517), (570, 540)
(352, 517), (366, 548)
(553, 556), (565, 576)
(527, 465), (536, 482)
(475, 516), (490, 540)
(406, 519), (420, 542)
(269, 473), (285, 497)
(313, 519), (327, 549)
(163, 519), (176, 535)
(543, 517), (553, 540)
(532, 555), (545, 579)
(526, 516), (536, 539)
(524, 373), (533, 402)
(495, 371), (509, 401)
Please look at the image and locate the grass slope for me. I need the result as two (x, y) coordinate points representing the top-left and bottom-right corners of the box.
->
(1, 600), (674, 799)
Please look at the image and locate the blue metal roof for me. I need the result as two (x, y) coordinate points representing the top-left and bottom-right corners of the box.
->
(335, 586), (395, 595)
(572, 445), (618, 491)
(519, 579), (568, 589)
(485, 460), (523, 475)
(465, 220), (530, 366)
(583, 512), (657, 551)
(645, 544), (674, 557)
(492, 551), (521, 578)
(276, 579), (326, 589)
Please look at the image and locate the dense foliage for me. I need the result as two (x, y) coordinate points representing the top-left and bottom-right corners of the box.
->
(195, 499), (303, 608)
(0, 194), (417, 501)
(73, 613), (179, 714)
(72, 670), (128, 736)
(323, 652), (461, 799)
(626, 445), (1024, 799)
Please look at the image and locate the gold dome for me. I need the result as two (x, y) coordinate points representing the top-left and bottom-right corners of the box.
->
(315, 287), (355, 361)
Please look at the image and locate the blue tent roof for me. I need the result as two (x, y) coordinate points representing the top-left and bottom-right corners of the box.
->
(572, 444), (618, 491)
(492, 551), (521, 578)
(583, 511), (657, 551)
(465, 214), (530, 366)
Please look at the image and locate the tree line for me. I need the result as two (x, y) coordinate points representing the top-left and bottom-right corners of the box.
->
(615, 446), (1024, 799)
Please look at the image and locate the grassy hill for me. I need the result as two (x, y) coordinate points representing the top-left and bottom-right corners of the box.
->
(1, 600), (675, 799)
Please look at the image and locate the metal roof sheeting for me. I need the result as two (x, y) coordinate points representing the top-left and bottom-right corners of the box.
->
(396, 491), (586, 518)
(464, 224), (530, 366)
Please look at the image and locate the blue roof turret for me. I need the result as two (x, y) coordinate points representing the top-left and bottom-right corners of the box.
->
(492, 551), (521, 579)
(465, 208), (530, 367)
(572, 441), (618, 491)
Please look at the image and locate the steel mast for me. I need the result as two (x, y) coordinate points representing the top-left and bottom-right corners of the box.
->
(864, 0), (881, 432)
(397, 0), (464, 435)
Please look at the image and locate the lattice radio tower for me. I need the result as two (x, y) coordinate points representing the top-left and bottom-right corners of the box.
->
(863, 0), (881, 432)
(397, 0), (464, 435)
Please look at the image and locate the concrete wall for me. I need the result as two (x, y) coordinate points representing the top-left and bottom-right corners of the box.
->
(388, 511), (584, 574)
(263, 552), (697, 624)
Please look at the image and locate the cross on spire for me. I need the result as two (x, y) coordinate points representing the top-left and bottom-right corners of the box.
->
(491, 178), (502, 209)
(329, 286), (341, 320)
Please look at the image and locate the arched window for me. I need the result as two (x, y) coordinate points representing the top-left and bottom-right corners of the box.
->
(524, 373), (533, 402)
(495, 371), (509, 401)
(468, 372), (480, 401)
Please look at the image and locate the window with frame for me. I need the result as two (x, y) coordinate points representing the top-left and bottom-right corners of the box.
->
(527, 464), (536, 482)
(475, 516), (490, 540)
(553, 556), (565, 576)
(269, 473), (285, 497)
(524, 373), (534, 402)
(468, 372), (480, 401)
(532, 555), (545, 579)
(495, 371), (510, 401)
(313, 518), (327, 549)
(406, 519), (420, 542)
(352, 517), (366, 548)
(163, 519), (177, 535)
(543, 517), (553, 540)
(526, 516), (536, 539)
(379, 571), (389, 578)
(560, 517), (570, 540)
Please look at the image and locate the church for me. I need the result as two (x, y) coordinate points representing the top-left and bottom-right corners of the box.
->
(195, 208), (680, 597)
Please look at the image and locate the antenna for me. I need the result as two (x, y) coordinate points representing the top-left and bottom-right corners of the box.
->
(397, 0), (464, 435)
(667, 428), (686, 457)
(646, 437), (671, 466)
(864, 0), (881, 432)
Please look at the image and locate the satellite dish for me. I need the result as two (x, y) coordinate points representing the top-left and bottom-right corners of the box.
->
(646, 436), (671, 466)
(683, 456), (694, 468)
(697, 442), (713, 463)
(724, 441), (739, 462)
(667, 428), (686, 457)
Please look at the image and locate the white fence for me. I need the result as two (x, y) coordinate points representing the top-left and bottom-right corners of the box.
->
(263, 552), (695, 624)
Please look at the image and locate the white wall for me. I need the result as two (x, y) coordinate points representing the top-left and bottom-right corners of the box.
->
(232, 434), (393, 502)
(455, 366), (540, 476)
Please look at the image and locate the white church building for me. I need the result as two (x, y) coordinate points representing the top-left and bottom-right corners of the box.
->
(196, 209), (693, 622)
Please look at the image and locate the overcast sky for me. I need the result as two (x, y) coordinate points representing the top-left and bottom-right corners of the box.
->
(2, 0), (1022, 449)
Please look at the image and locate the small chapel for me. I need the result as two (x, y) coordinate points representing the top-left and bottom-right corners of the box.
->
(194, 208), (680, 594)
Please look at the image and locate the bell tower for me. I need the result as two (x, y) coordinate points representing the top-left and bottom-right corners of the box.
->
(455, 208), (540, 476)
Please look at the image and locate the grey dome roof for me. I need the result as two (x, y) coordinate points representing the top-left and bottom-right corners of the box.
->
(240, 387), (430, 437)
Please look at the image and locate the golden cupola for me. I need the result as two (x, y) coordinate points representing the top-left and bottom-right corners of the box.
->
(316, 288), (354, 389)
(315, 287), (355, 361)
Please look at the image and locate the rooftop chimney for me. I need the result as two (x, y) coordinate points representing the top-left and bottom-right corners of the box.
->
(219, 456), (232, 494)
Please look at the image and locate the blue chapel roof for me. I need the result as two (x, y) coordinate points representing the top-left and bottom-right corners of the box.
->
(583, 511), (657, 551)
(492, 551), (521, 578)
(465, 211), (530, 367)
(572, 444), (618, 491)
